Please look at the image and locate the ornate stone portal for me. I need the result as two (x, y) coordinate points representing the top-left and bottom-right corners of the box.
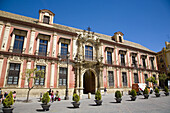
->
(74, 30), (104, 98)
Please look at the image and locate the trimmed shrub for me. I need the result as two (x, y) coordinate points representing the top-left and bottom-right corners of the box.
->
(115, 90), (122, 98)
(73, 93), (80, 103)
(143, 87), (149, 95)
(42, 92), (50, 104)
(130, 89), (137, 97)
(95, 90), (101, 100)
(155, 87), (159, 93)
(3, 91), (14, 108)
(164, 86), (169, 93)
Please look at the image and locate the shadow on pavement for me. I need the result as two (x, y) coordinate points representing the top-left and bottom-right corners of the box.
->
(126, 100), (132, 101)
(109, 102), (119, 103)
(89, 104), (98, 106)
(67, 107), (79, 109)
(36, 109), (45, 112)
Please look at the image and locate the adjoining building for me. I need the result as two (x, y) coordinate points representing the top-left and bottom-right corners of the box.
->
(157, 42), (170, 88)
(0, 9), (159, 97)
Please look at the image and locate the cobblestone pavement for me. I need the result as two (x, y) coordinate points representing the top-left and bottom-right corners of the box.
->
(0, 91), (170, 113)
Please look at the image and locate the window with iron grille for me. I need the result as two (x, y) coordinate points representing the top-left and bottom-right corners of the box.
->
(122, 72), (127, 86)
(85, 46), (93, 60)
(13, 35), (24, 53)
(59, 67), (67, 86)
(7, 63), (20, 85)
(108, 71), (114, 86)
(61, 43), (68, 58)
(38, 39), (48, 56)
(134, 73), (139, 83)
(132, 56), (137, 67)
(144, 74), (148, 86)
(142, 58), (146, 68)
(107, 51), (112, 64)
(151, 59), (154, 70)
(43, 16), (50, 24)
(35, 65), (46, 85)
(120, 54), (125, 66)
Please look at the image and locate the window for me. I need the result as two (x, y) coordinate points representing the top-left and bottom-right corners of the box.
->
(59, 67), (67, 86)
(61, 43), (68, 58)
(119, 36), (122, 42)
(120, 54), (125, 66)
(144, 74), (148, 86)
(107, 51), (112, 64)
(142, 58), (146, 68)
(122, 72), (127, 87)
(35, 65), (45, 85)
(132, 56), (137, 67)
(160, 58), (163, 63)
(43, 16), (50, 24)
(7, 63), (20, 85)
(108, 71), (114, 86)
(153, 74), (156, 81)
(85, 46), (93, 60)
(151, 59), (154, 70)
(134, 73), (139, 83)
(13, 35), (24, 53)
(38, 39), (48, 56)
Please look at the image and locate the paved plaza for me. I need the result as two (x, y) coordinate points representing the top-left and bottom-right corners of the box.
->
(0, 91), (170, 113)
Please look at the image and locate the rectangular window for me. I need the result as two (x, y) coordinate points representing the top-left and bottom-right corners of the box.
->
(107, 51), (112, 64)
(35, 65), (46, 85)
(38, 39), (48, 56)
(132, 56), (137, 67)
(134, 73), (139, 83)
(85, 46), (93, 60)
(151, 59), (154, 70)
(142, 58), (146, 68)
(43, 16), (50, 24)
(119, 36), (122, 42)
(108, 71), (114, 86)
(59, 67), (67, 86)
(13, 35), (24, 53)
(120, 54), (125, 66)
(122, 72), (127, 87)
(144, 74), (148, 86)
(7, 63), (20, 85)
(153, 74), (156, 81)
(61, 43), (68, 59)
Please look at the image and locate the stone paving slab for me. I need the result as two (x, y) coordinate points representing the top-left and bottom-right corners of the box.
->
(0, 91), (170, 113)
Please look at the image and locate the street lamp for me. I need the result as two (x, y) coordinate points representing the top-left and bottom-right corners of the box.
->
(58, 51), (70, 100)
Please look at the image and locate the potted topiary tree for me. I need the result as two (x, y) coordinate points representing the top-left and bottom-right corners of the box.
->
(94, 90), (102, 105)
(130, 89), (137, 101)
(115, 90), (122, 103)
(41, 92), (51, 111)
(143, 87), (149, 99)
(155, 87), (160, 97)
(2, 91), (14, 113)
(72, 93), (80, 108)
(164, 86), (169, 96)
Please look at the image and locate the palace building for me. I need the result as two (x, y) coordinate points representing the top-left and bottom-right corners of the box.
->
(0, 10), (159, 97)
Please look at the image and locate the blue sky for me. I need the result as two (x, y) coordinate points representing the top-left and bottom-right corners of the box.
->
(0, 0), (170, 52)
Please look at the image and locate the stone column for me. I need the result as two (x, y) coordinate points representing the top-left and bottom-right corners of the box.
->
(116, 68), (120, 88)
(79, 65), (83, 99)
(129, 69), (132, 87)
(29, 28), (36, 54)
(1, 23), (11, 51)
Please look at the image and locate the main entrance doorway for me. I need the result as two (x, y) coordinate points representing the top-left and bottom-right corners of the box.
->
(83, 70), (95, 94)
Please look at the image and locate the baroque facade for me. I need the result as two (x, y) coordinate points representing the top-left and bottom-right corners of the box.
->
(0, 10), (159, 97)
(157, 42), (170, 87)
